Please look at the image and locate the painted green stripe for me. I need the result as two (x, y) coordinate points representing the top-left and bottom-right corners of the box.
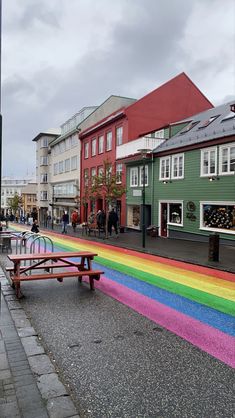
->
(51, 239), (235, 316)
(96, 256), (235, 317)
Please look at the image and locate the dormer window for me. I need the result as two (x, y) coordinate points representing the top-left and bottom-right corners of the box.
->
(197, 115), (219, 129)
(180, 121), (199, 134)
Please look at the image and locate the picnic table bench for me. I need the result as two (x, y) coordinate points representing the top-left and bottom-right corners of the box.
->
(7, 251), (104, 298)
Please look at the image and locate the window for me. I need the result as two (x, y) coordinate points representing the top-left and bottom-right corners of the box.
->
(98, 166), (104, 183)
(59, 161), (64, 174)
(40, 138), (48, 148)
(84, 143), (89, 159)
(169, 203), (183, 225)
(172, 154), (184, 179)
(219, 144), (235, 175)
(130, 167), (138, 187)
(71, 156), (77, 170)
(71, 135), (77, 148)
(91, 138), (96, 156)
(106, 132), (112, 151)
(40, 191), (48, 201)
(127, 205), (141, 228)
(201, 203), (235, 233)
(65, 137), (71, 150)
(59, 141), (65, 153)
(40, 173), (48, 183)
(201, 147), (217, 176)
(91, 167), (96, 185)
(54, 163), (58, 175)
(84, 169), (89, 186)
(139, 165), (148, 186)
(116, 163), (123, 184)
(98, 135), (104, 154)
(116, 126), (123, 146)
(40, 156), (48, 166)
(159, 157), (170, 180)
(180, 121), (199, 134)
(65, 158), (70, 172)
(198, 115), (219, 129)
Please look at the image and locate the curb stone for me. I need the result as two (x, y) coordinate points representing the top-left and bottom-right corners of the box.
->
(0, 268), (80, 418)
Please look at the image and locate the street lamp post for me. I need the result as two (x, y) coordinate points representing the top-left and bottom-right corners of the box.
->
(137, 148), (150, 249)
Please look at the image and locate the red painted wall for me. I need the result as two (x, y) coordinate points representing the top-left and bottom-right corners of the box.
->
(126, 72), (213, 141)
(80, 72), (213, 224)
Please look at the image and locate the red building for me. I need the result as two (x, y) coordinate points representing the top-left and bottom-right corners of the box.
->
(79, 72), (213, 225)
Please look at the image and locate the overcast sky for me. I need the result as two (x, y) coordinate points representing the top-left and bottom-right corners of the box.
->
(1, 0), (235, 177)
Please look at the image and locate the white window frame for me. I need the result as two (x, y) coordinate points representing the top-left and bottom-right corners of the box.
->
(158, 200), (184, 235)
(91, 138), (96, 156)
(65, 158), (70, 172)
(53, 163), (58, 175)
(139, 165), (148, 186)
(159, 157), (170, 180)
(171, 153), (184, 179)
(200, 201), (235, 235)
(40, 191), (48, 201)
(84, 169), (89, 186)
(106, 131), (112, 151)
(40, 173), (48, 183)
(40, 138), (48, 148)
(130, 167), (138, 187)
(219, 143), (235, 175)
(200, 147), (217, 177)
(116, 163), (123, 184)
(116, 126), (123, 146)
(71, 156), (77, 171)
(40, 156), (48, 166)
(58, 161), (64, 174)
(84, 142), (89, 159)
(98, 135), (104, 154)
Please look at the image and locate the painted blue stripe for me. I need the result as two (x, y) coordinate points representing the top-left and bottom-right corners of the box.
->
(53, 243), (235, 337)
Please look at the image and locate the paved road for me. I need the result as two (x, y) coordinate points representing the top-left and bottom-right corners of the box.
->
(2, 227), (234, 417)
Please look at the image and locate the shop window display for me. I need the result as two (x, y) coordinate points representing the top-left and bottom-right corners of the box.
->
(203, 204), (235, 231)
(169, 203), (182, 225)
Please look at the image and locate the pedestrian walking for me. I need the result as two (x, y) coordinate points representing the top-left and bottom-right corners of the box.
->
(108, 208), (118, 237)
(71, 210), (79, 232)
(31, 220), (40, 233)
(61, 211), (69, 234)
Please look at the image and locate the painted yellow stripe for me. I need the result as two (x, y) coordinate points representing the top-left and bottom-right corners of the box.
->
(52, 235), (235, 302)
(12, 226), (235, 302)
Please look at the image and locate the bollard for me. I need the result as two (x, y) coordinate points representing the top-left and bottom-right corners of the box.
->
(208, 233), (220, 262)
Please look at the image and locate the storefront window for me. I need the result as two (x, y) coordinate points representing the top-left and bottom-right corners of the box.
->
(127, 205), (140, 228)
(203, 204), (235, 231)
(169, 203), (182, 225)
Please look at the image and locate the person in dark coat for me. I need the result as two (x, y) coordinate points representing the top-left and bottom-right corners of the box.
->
(61, 211), (69, 234)
(31, 221), (39, 233)
(108, 208), (118, 236)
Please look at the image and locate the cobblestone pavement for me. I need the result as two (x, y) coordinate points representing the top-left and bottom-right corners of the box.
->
(0, 268), (80, 418)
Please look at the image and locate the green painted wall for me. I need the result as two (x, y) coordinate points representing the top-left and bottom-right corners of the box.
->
(153, 144), (235, 240)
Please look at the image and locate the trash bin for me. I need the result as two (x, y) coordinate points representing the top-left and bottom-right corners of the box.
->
(208, 233), (220, 262)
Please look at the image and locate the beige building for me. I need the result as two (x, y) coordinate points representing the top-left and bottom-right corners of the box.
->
(21, 183), (37, 219)
(32, 130), (60, 225)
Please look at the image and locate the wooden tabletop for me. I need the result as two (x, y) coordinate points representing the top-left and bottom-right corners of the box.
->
(8, 251), (98, 261)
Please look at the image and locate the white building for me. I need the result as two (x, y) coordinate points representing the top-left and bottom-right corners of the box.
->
(1, 176), (35, 217)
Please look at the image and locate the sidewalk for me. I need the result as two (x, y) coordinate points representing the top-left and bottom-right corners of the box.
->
(42, 224), (235, 273)
(0, 270), (80, 418)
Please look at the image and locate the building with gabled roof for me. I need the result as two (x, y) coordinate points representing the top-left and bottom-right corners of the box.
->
(80, 72), (213, 225)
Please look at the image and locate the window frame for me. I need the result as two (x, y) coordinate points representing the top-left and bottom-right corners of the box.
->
(219, 143), (235, 175)
(159, 157), (171, 180)
(91, 138), (97, 156)
(116, 126), (123, 146)
(106, 131), (112, 151)
(171, 153), (184, 179)
(84, 142), (89, 159)
(98, 135), (104, 154)
(130, 167), (139, 187)
(200, 147), (217, 177)
(200, 201), (235, 235)
(139, 165), (148, 187)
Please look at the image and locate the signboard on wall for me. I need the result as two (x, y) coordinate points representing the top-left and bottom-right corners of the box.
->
(133, 190), (142, 197)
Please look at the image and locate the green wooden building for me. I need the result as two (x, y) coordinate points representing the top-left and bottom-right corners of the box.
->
(124, 101), (235, 243)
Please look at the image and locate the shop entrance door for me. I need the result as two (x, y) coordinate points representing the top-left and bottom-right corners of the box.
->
(160, 203), (168, 237)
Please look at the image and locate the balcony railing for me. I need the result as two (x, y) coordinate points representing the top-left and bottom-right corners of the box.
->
(116, 136), (165, 160)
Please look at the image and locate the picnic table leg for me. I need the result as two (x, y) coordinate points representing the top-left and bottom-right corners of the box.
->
(89, 276), (95, 291)
(15, 281), (24, 299)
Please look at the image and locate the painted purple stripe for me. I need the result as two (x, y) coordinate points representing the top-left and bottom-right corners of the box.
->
(92, 276), (235, 368)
